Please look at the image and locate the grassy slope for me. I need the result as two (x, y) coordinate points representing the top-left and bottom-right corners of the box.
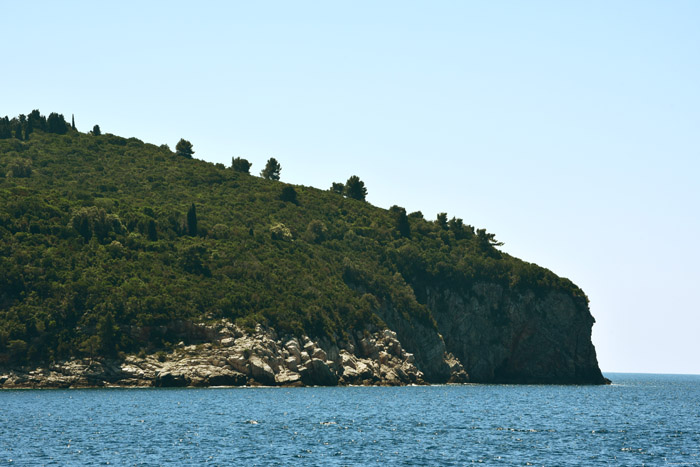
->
(0, 129), (587, 365)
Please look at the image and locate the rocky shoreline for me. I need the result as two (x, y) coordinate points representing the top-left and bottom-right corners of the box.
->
(0, 321), (468, 389)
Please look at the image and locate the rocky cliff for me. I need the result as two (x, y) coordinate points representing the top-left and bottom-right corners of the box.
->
(427, 283), (606, 384)
(0, 322), (467, 389)
(1, 279), (606, 389)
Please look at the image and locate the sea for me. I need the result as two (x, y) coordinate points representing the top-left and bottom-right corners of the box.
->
(1, 373), (698, 466)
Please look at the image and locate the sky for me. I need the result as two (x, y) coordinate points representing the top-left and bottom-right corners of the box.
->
(3, 1), (699, 374)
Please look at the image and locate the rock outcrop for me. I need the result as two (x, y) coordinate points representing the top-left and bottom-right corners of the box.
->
(0, 323), (454, 389)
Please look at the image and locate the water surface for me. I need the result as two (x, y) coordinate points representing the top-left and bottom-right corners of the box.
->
(1, 373), (698, 465)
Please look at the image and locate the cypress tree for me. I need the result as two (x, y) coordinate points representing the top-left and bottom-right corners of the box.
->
(187, 203), (198, 236)
(147, 219), (158, 241)
(0, 117), (11, 139)
(92, 125), (101, 136)
(71, 114), (76, 130)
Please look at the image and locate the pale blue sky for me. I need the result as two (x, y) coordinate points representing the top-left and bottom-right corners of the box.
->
(4, 1), (699, 374)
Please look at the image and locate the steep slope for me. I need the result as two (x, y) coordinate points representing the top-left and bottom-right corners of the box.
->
(0, 115), (606, 385)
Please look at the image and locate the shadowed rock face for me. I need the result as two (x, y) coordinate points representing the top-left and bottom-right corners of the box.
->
(424, 282), (606, 384)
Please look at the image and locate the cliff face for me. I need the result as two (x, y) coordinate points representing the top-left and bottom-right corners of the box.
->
(422, 282), (606, 384)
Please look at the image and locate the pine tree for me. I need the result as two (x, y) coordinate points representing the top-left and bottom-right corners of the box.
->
(176, 139), (194, 158)
(92, 125), (101, 136)
(260, 158), (281, 180)
(231, 157), (252, 174)
(330, 182), (345, 194)
(344, 175), (367, 201)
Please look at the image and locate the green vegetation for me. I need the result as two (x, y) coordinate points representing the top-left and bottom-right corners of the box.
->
(260, 157), (281, 180)
(0, 111), (587, 366)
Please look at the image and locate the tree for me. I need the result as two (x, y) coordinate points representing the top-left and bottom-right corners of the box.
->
(280, 185), (298, 204)
(187, 203), (198, 236)
(92, 125), (101, 136)
(71, 114), (76, 130)
(477, 228), (504, 248)
(389, 205), (411, 237)
(436, 213), (448, 230)
(344, 175), (367, 201)
(0, 117), (11, 139)
(27, 110), (46, 132)
(176, 138), (194, 158)
(97, 313), (118, 357)
(231, 157), (252, 174)
(261, 157), (281, 180)
(46, 113), (68, 134)
(18, 115), (27, 140)
(330, 182), (345, 195)
(11, 118), (22, 140)
(147, 219), (158, 241)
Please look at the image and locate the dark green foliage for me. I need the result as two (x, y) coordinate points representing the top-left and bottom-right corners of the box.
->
(71, 114), (76, 131)
(181, 245), (211, 276)
(92, 125), (101, 136)
(330, 182), (345, 194)
(0, 113), (584, 367)
(70, 207), (124, 243)
(46, 113), (68, 134)
(280, 185), (298, 204)
(261, 157), (281, 180)
(97, 312), (118, 357)
(12, 118), (23, 140)
(344, 175), (367, 201)
(187, 203), (198, 236)
(28, 110), (46, 132)
(6, 159), (32, 178)
(303, 220), (327, 243)
(448, 217), (474, 240)
(231, 157), (252, 174)
(176, 138), (194, 158)
(0, 116), (11, 139)
(436, 212), (448, 230)
(147, 219), (158, 241)
(477, 228), (504, 248)
(389, 205), (411, 237)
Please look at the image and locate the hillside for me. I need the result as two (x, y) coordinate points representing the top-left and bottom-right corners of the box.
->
(0, 111), (607, 386)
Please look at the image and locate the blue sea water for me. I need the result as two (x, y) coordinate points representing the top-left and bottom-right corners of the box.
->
(1, 373), (698, 466)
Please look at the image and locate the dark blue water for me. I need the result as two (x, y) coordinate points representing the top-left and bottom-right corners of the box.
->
(1, 373), (698, 465)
